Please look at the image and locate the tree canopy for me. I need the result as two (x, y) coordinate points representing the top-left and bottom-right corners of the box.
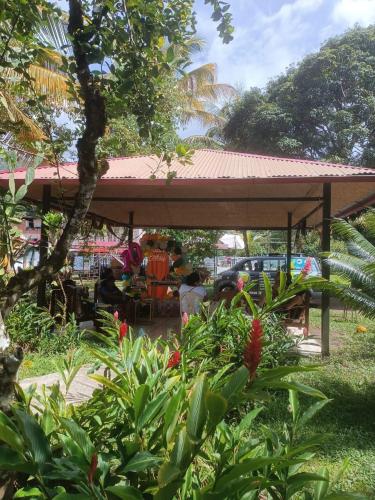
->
(224, 25), (375, 166)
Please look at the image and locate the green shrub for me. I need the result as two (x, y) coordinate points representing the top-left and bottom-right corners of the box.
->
(6, 299), (81, 354)
(0, 311), (363, 499)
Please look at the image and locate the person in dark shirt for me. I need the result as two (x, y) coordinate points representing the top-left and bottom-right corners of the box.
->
(99, 268), (124, 305)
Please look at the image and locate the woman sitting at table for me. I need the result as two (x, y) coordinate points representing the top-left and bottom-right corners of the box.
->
(179, 272), (207, 316)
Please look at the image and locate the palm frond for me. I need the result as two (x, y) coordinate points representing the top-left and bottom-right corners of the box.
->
(0, 91), (46, 141)
(328, 286), (375, 319)
(183, 135), (224, 147)
(331, 218), (375, 261)
(324, 255), (375, 294)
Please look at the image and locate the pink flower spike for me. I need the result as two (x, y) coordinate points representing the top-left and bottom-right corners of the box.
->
(113, 310), (119, 321)
(237, 277), (244, 291)
(302, 257), (312, 276)
(182, 312), (189, 325)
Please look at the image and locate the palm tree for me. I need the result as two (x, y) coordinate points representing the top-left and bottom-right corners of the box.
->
(176, 39), (237, 127)
(324, 209), (375, 318)
(0, 12), (70, 144)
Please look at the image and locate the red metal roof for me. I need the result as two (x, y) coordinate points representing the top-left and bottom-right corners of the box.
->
(2, 149), (375, 182)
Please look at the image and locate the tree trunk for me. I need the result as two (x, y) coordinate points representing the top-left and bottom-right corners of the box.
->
(0, 0), (107, 317)
(242, 230), (250, 255)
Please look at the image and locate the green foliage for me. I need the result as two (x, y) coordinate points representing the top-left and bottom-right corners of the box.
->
(325, 210), (375, 318)
(224, 25), (375, 166)
(159, 229), (222, 266)
(6, 299), (81, 354)
(182, 302), (296, 373)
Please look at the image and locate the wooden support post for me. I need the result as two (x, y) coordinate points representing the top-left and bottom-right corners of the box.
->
(321, 183), (331, 356)
(287, 212), (292, 279)
(128, 211), (134, 244)
(37, 184), (51, 307)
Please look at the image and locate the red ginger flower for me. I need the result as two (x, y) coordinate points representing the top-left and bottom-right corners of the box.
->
(182, 312), (189, 325)
(168, 351), (181, 368)
(302, 257), (312, 276)
(88, 453), (98, 483)
(244, 319), (263, 380)
(237, 277), (244, 291)
(119, 321), (128, 343)
(113, 310), (119, 321)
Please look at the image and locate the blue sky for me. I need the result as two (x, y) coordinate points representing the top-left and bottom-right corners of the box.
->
(182, 0), (375, 135)
(55, 0), (375, 136)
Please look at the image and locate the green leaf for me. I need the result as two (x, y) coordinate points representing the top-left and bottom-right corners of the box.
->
(287, 472), (328, 497)
(41, 410), (56, 436)
(221, 366), (249, 404)
(25, 167), (35, 186)
(89, 374), (131, 403)
(163, 386), (183, 444)
(105, 485), (144, 499)
(314, 468), (330, 500)
(0, 422), (24, 453)
(53, 495), (91, 499)
(134, 384), (150, 425)
(186, 375), (208, 443)
(158, 462), (181, 488)
(170, 428), (192, 470)
(9, 173), (15, 197)
(262, 272), (272, 305)
(214, 457), (281, 491)
(166, 46), (174, 62)
(289, 389), (300, 423)
(137, 392), (168, 429)
(60, 418), (94, 462)
(206, 392), (227, 429)
(0, 446), (33, 474)
(297, 399), (331, 429)
(14, 410), (51, 465)
(131, 337), (143, 365)
(123, 451), (162, 473)
(14, 487), (44, 498)
(15, 184), (27, 202)
(237, 407), (263, 433)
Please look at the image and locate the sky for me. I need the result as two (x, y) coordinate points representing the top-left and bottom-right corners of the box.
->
(55, 0), (375, 137)
(182, 0), (375, 136)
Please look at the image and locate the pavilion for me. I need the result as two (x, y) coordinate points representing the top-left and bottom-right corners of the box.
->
(1, 148), (375, 354)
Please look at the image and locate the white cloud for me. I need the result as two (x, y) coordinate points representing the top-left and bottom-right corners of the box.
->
(332, 0), (375, 25)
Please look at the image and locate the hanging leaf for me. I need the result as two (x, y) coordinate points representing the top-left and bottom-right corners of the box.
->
(206, 391), (227, 429)
(15, 184), (27, 202)
(134, 384), (150, 426)
(123, 451), (162, 473)
(186, 375), (208, 443)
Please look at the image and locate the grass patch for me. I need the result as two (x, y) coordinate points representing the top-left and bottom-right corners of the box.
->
(257, 309), (375, 495)
(19, 341), (97, 379)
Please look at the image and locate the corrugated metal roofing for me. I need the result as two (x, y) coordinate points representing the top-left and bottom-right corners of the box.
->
(2, 149), (375, 181)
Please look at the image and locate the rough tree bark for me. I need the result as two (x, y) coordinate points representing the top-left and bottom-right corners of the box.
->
(0, 0), (107, 316)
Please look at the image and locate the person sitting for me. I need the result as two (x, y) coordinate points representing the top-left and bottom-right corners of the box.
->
(98, 267), (125, 305)
(179, 271), (207, 316)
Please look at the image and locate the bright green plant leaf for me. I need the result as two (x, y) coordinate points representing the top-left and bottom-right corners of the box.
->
(25, 167), (35, 186)
(89, 374), (131, 403)
(286, 472), (328, 497)
(163, 386), (184, 445)
(289, 389), (300, 423)
(314, 468), (330, 500)
(237, 407), (263, 433)
(15, 184), (27, 202)
(297, 399), (332, 429)
(14, 487), (45, 498)
(123, 451), (162, 473)
(158, 462), (181, 488)
(137, 392), (169, 429)
(0, 446), (33, 474)
(134, 384), (150, 425)
(170, 428), (192, 470)
(220, 366), (249, 404)
(106, 485), (144, 499)
(206, 391), (227, 429)
(186, 375), (208, 443)
(0, 422), (24, 453)
(8, 173), (15, 197)
(14, 410), (51, 465)
(60, 418), (95, 462)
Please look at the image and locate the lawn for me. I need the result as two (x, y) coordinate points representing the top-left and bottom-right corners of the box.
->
(258, 308), (375, 495)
